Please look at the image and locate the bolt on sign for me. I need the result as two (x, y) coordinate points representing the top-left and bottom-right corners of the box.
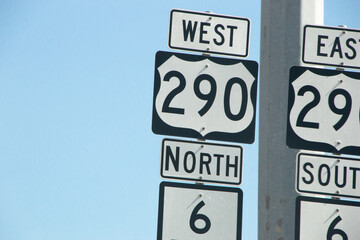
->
(168, 9), (250, 58)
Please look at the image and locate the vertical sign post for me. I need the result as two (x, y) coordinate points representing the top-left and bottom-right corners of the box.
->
(259, 0), (324, 239)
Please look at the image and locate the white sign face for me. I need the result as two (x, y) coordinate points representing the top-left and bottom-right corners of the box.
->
(157, 182), (242, 240)
(161, 138), (243, 185)
(152, 51), (258, 144)
(287, 66), (360, 155)
(169, 9), (250, 58)
(296, 196), (360, 240)
(303, 25), (360, 69)
(296, 152), (360, 199)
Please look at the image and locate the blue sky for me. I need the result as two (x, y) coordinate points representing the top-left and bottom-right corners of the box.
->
(0, 1), (359, 240)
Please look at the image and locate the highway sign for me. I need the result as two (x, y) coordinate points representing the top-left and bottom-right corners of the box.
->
(287, 66), (360, 155)
(168, 9), (250, 58)
(296, 196), (360, 240)
(157, 181), (243, 240)
(152, 51), (258, 143)
(303, 25), (360, 69)
(161, 138), (243, 185)
(296, 152), (360, 199)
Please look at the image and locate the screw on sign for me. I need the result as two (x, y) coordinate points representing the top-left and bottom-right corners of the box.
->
(152, 51), (258, 144)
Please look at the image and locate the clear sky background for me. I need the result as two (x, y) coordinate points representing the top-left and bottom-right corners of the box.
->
(0, 1), (359, 240)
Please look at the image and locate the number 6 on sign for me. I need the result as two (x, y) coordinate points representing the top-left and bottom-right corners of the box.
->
(157, 182), (243, 240)
(327, 216), (348, 240)
(295, 196), (360, 240)
(190, 201), (211, 234)
(152, 51), (258, 144)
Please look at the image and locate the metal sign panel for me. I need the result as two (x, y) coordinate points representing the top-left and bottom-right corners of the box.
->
(296, 152), (360, 199)
(157, 181), (242, 240)
(303, 25), (360, 69)
(160, 138), (243, 185)
(296, 196), (360, 240)
(168, 9), (250, 58)
(152, 51), (258, 143)
(287, 66), (360, 155)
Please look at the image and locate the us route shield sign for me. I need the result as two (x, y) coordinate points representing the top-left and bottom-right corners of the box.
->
(152, 51), (258, 143)
(287, 66), (360, 155)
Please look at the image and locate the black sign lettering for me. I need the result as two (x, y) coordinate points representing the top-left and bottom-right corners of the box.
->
(199, 22), (210, 44)
(302, 162), (314, 184)
(317, 35), (328, 57)
(345, 38), (357, 60)
(226, 155), (238, 177)
(184, 151), (196, 173)
(213, 24), (225, 46)
(227, 25), (237, 47)
(349, 167), (360, 189)
(330, 37), (343, 58)
(165, 146), (180, 171)
(182, 20), (198, 42)
(318, 164), (331, 186)
(214, 154), (224, 176)
(200, 152), (211, 175)
(334, 166), (347, 188)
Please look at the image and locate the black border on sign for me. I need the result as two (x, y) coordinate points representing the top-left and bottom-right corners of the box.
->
(302, 25), (360, 70)
(152, 50), (258, 144)
(168, 9), (250, 58)
(295, 196), (360, 240)
(296, 152), (360, 199)
(160, 138), (243, 185)
(286, 65), (360, 156)
(157, 181), (243, 240)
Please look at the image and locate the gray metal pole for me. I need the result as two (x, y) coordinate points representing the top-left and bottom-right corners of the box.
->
(258, 1), (323, 239)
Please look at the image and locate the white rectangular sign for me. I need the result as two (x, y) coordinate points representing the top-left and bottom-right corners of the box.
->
(168, 9), (250, 58)
(296, 152), (360, 199)
(296, 196), (360, 240)
(161, 138), (243, 185)
(303, 25), (360, 69)
(157, 182), (242, 240)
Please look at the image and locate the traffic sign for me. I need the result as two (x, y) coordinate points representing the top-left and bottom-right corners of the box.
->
(287, 66), (360, 155)
(296, 152), (360, 199)
(302, 25), (360, 69)
(157, 181), (243, 240)
(161, 138), (243, 185)
(168, 9), (250, 58)
(152, 51), (258, 143)
(295, 196), (360, 240)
